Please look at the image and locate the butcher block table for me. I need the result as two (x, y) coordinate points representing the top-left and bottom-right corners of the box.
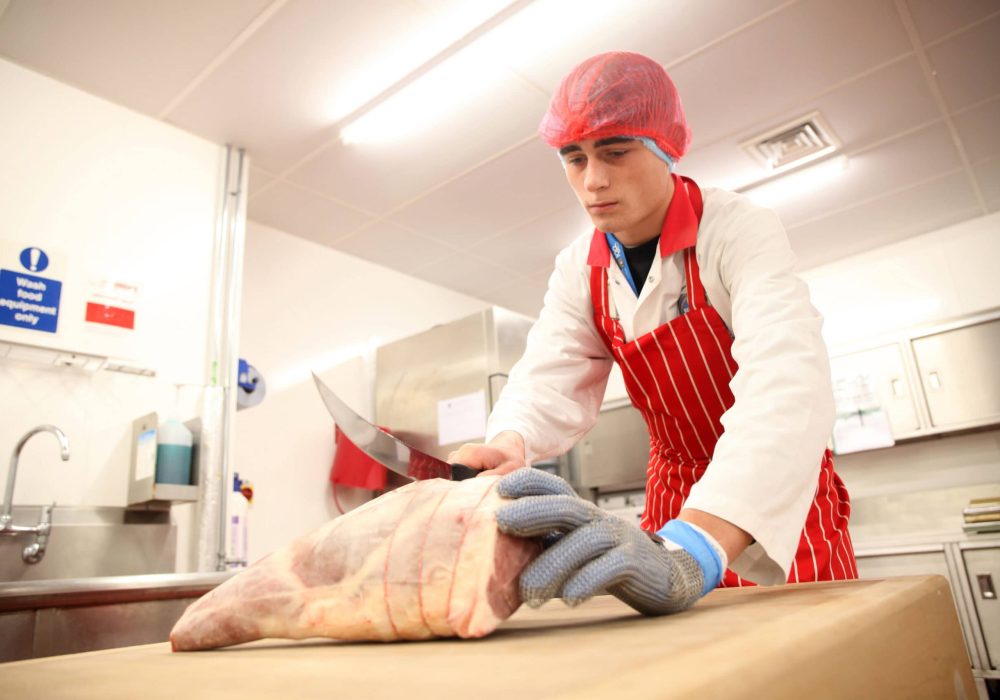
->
(0, 575), (976, 699)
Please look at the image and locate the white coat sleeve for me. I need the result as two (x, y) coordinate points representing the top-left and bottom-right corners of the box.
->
(486, 242), (615, 463)
(682, 200), (836, 585)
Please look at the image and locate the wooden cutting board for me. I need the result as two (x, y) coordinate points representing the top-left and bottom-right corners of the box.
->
(0, 575), (976, 699)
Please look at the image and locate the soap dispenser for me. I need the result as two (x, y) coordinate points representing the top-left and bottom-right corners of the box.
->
(155, 418), (193, 485)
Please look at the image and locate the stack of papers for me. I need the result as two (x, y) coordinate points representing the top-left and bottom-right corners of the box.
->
(962, 496), (1000, 534)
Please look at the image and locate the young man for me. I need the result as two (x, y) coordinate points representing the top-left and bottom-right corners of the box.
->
(449, 51), (856, 615)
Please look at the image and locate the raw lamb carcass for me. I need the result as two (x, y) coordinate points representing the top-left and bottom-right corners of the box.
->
(170, 474), (539, 651)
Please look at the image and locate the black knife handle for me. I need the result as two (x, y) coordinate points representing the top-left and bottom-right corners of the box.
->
(450, 463), (480, 481)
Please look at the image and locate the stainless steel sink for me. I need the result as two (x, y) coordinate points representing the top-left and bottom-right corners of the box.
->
(0, 571), (232, 662)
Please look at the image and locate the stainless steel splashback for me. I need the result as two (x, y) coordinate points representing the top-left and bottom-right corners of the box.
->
(0, 506), (175, 582)
(375, 307), (535, 461)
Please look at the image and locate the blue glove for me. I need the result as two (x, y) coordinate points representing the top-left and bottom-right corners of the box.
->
(495, 469), (725, 615)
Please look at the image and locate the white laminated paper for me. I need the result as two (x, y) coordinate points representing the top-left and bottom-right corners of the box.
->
(437, 390), (487, 446)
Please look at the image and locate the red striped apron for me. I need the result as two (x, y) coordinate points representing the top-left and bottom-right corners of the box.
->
(588, 177), (857, 586)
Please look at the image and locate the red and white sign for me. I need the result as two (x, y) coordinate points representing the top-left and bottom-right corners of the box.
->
(85, 280), (138, 330)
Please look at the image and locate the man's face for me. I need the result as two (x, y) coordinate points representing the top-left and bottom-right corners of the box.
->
(559, 137), (674, 246)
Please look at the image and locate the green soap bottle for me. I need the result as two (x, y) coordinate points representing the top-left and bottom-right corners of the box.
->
(155, 419), (193, 485)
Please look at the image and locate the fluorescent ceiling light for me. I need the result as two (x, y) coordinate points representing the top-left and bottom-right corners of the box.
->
(340, 43), (499, 145)
(326, 0), (518, 125)
(339, 0), (630, 146)
(740, 155), (849, 208)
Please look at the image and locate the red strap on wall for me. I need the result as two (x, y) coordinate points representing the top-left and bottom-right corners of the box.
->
(330, 426), (387, 491)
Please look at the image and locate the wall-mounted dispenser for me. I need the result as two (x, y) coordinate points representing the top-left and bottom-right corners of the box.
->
(127, 412), (200, 506)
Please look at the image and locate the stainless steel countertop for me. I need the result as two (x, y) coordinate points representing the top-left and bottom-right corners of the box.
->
(0, 571), (235, 611)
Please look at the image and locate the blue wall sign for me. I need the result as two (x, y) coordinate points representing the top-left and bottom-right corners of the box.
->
(19, 247), (50, 273)
(0, 269), (62, 333)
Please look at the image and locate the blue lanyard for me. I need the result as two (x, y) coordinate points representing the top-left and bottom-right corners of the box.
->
(605, 232), (639, 296)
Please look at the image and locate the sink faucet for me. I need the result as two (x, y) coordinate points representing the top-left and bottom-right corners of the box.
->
(1, 425), (70, 564)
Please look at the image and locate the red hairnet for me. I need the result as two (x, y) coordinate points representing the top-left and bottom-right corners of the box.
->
(539, 52), (691, 160)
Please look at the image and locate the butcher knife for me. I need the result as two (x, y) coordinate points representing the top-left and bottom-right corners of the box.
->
(312, 372), (479, 481)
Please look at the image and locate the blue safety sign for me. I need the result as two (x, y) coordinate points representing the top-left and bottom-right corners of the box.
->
(0, 268), (62, 333)
(19, 247), (50, 273)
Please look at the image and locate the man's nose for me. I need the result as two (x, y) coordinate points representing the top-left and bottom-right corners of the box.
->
(584, 161), (609, 191)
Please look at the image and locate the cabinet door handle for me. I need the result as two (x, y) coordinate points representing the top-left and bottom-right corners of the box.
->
(977, 573), (996, 600)
(890, 378), (904, 397)
(926, 371), (942, 390)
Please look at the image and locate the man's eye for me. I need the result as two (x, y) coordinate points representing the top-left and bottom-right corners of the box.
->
(565, 156), (586, 167)
(607, 149), (628, 158)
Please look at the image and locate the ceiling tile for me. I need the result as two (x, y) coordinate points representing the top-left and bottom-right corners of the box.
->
(786, 170), (981, 269)
(0, 0), (273, 116)
(285, 72), (548, 215)
(974, 157), (1000, 212)
(925, 14), (1000, 112)
(483, 275), (548, 319)
(409, 253), (513, 299)
(682, 56), (939, 190)
(164, 0), (505, 172)
(489, 0), (789, 93)
(249, 165), (276, 195)
(953, 96), (1000, 164)
(387, 138), (577, 248)
(671, 0), (912, 147)
(465, 204), (591, 275)
(334, 220), (455, 271)
(771, 122), (962, 226)
(247, 180), (373, 247)
(904, 0), (999, 45)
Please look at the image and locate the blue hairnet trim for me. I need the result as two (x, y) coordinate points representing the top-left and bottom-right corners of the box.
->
(657, 519), (723, 597)
(638, 137), (675, 171)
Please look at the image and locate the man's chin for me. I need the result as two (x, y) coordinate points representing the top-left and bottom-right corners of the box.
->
(587, 214), (619, 233)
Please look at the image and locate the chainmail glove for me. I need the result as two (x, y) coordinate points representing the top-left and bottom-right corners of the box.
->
(496, 469), (725, 616)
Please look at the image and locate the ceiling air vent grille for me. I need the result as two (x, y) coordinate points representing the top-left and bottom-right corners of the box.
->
(742, 113), (839, 172)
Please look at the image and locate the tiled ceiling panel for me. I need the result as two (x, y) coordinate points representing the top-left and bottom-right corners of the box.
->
(904, 0), (999, 44)
(465, 204), (592, 276)
(387, 138), (577, 248)
(680, 54), (940, 190)
(974, 158), (1000, 211)
(249, 165), (276, 194)
(164, 0), (497, 172)
(335, 220), (457, 272)
(0, 0), (996, 317)
(247, 180), (373, 247)
(408, 251), (513, 299)
(284, 76), (548, 215)
(787, 169), (981, 269)
(671, 0), (913, 148)
(487, 273), (551, 318)
(953, 96), (1000, 164)
(772, 122), (963, 226)
(0, 0), (274, 116)
(924, 14), (1000, 113)
(490, 0), (792, 92)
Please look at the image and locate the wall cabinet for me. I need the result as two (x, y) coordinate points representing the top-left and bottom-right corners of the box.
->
(829, 344), (922, 439)
(829, 311), (1000, 451)
(912, 319), (1000, 429)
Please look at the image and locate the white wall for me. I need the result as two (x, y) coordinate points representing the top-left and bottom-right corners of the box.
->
(233, 221), (489, 563)
(0, 58), (222, 509)
(801, 211), (1000, 351)
(798, 212), (1000, 541)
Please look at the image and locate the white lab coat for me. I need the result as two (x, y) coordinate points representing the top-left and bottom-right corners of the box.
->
(486, 185), (837, 583)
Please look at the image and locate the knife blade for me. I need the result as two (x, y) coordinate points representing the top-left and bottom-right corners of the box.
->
(312, 372), (478, 481)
